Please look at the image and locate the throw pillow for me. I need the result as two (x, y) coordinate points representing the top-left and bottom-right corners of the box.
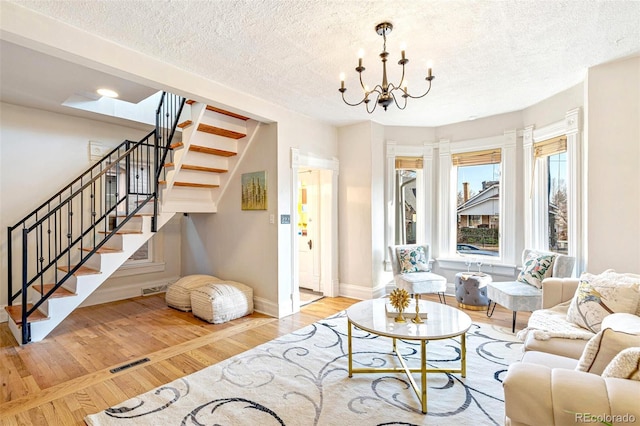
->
(516, 251), (556, 289)
(397, 246), (429, 273)
(566, 271), (640, 333)
(601, 347), (640, 380)
(575, 328), (640, 375)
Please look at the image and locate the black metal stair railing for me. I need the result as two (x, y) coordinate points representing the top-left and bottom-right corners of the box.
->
(6, 92), (185, 344)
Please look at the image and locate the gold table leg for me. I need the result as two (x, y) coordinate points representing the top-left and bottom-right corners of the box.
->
(348, 320), (353, 378)
(421, 339), (427, 413)
(461, 332), (466, 378)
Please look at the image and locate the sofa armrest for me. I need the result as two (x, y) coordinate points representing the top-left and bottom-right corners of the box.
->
(541, 278), (579, 309)
(504, 363), (640, 426)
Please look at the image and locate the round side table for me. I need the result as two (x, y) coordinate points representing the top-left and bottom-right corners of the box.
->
(455, 272), (492, 310)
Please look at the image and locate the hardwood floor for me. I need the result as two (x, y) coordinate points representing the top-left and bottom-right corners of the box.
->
(0, 293), (528, 425)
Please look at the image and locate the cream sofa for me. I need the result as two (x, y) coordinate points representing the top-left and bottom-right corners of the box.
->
(503, 277), (640, 426)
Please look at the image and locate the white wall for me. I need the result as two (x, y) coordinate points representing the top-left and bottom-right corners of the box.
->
(585, 55), (640, 273)
(523, 83), (584, 128)
(436, 111), (522, 141)
(384, 126), (436, 146)
(180, 123), (279, 313)
(338, 122), (374, 297)
(0, 103), (182, 311)
(370, 122), (388, 294)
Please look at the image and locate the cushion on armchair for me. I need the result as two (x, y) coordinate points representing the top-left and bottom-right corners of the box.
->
(517, 251), (556, 289)
(397, 246), (430, 273)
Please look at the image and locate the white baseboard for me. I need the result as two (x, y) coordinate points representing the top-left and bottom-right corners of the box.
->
(80, 276), (180, 307)
(253, 296), (278, 318)
(338, 283), (373, 300)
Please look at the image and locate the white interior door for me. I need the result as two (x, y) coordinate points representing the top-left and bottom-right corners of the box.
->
(298, 170), (321, 292)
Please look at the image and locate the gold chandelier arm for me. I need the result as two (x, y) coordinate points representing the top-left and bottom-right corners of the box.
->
(402, 79), (434, 99)
(365, 92), (380, 113)
(339, 89), (370, 107)
(391, 90), (409, 110)
(358, 72), (367, 93)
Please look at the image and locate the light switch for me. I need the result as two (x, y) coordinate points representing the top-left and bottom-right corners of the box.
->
(269, 214), (275, 224)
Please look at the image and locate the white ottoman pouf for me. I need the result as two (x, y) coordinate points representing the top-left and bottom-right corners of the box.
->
(165, 275), (223, 311)
(190, 281), (254, 324)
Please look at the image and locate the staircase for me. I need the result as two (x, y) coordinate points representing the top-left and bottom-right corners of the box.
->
(5, 94), (256, 345)
(160, 100), (252, 213)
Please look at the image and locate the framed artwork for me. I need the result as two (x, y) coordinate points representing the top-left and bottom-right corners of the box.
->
(241, 171), (267, 210)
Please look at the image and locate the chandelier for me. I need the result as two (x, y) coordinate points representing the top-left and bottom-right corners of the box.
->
(339, 22), (434, 113)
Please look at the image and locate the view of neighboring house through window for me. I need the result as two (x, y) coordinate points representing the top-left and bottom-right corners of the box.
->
(535, 136), (569, 254)
(454, 149), (501, 257)
(395, 157), (423, 244)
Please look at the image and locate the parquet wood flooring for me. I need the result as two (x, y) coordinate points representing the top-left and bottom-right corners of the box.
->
(0, 292), (527, 424)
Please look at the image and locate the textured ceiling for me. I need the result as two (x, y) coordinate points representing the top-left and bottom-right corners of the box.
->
(5, 0), (640, 127)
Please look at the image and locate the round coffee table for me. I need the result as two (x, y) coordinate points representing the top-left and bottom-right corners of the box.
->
(346, 298), (472, 414)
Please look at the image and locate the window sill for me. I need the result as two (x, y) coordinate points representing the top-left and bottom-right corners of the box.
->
(111, 261), (166, 278)
(436, 257), (517, 277)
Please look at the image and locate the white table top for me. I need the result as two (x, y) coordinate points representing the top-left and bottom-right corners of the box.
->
(346, 298), (472, 341)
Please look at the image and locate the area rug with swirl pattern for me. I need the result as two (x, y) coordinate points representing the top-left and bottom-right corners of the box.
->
(86, 311), (522, 426)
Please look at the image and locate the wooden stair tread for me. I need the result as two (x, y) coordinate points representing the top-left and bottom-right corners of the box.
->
(98, 229), (143, 235)
(164, 162), (228, 173)
(186, 100), (250, 121)
(5, 305), (48, 325)
(169, 142), (236, 157)
(158, 181), (220, 188)
(112, 213), (151, 217)
(178, 120), (192, 128)
(80, 247), (124, 254)
(32, 284), (75, 298)
(205, 105), (250, 121)
(57, 265), (101, 275)
(197, 123), (246, 139)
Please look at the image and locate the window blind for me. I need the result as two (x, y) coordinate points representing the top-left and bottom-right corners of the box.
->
(395, 156), (423, 169)
(534, 136), (567, 158)
(452, 148), (501, 167)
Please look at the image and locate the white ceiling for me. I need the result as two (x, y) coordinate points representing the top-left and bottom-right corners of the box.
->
(2, 0), (640, 127)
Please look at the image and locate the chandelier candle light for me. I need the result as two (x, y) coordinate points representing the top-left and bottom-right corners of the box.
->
(339, 22), (435, 113)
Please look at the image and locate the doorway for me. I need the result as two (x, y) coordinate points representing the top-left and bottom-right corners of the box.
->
(298, 169), (322, 304)
(290, 148), (339, 313)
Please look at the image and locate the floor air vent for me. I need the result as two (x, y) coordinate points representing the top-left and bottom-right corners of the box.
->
(141, 284), (168, 296)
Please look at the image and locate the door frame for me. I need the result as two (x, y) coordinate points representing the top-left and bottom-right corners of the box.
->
(290, 148), (339, 311)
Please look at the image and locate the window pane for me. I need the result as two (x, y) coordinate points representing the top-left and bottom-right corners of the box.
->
(547, 152), (568, 254)
(395, 169), (418, 244)
(456, 163), (500, 257)
(128, 241), (150, 262)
